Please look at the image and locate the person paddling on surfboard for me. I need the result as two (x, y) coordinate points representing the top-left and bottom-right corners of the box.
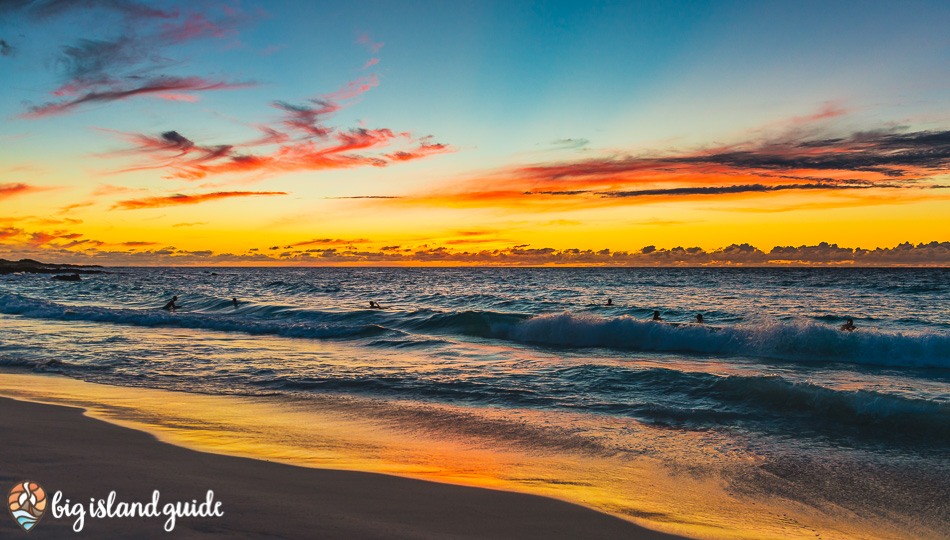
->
(162, 295), (178, 311)
(840, 318), (856, 332)
(652, 310), (662, 321)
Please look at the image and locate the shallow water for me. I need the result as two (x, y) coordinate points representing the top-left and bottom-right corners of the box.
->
(1, 267), (948, 538)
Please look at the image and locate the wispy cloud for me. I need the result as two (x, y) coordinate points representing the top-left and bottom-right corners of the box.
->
(106, 74), (454, 181)
(112, 190), (288, 210)
(23, 76), (253, 118)
(0, 183), (41, 199)
(0, 39), (16, 57)
(355, 32), (383, 54)
(8, 1), (253, 117)
(57, 202), (94, 214)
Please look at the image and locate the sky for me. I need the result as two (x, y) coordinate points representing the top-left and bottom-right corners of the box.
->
(1, 0), (949, 266)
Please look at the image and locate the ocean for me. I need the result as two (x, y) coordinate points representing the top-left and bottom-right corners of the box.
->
(1, 267), (948, 539)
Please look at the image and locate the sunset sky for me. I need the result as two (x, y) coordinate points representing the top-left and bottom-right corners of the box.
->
(1, 0), (949, 265)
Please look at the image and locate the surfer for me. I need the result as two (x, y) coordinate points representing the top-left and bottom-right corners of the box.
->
(232, 297), (239, 308)
(369, 301), (383, 309)
(162, 295), (178, 311)
(606, 298), (613, 306)
(840, 318), (856, 332)
(695, 313), (704, 324)
(652, 310), (662, 321)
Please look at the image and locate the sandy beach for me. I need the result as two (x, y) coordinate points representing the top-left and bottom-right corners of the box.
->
(0, 396), (685, 539)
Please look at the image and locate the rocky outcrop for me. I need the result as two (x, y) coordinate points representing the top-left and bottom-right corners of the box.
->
(0, 259), (104, 275)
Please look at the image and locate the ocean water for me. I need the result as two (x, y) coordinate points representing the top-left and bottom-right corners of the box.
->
(1, 267), (948, 539)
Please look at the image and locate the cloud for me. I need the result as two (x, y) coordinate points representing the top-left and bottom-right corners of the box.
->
(283, 238), (371, 248)
(596, 182), (874, 198)
(22, 76), (253, 118)
(385, 141), (454, 162)
(355, 32), (383, 53)
(57, 202), (94, 214)
(8, 1), (253, 117)
(324, 195), (401, 199)
(0, 39), (15, 56)
(550, 138), (589, 149)
(3, 0), (176, 20)
(3, 226), (948, 267)
(360, 58), (380, 70)
(112, 190), (288, 210)
(106, 74), (454, 181)
(261, 44), (286, 56)
(0, 183), (38, 199)
(158, 12), (237, 42)
(401, 126), (950, 209)
(171, 222), (207, 228)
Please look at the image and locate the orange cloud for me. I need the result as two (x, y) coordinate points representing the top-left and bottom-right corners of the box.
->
(112, 190), (288, 210)
(105, 74), (454, 182)
(389, 127), (950, 210)
(0, 183), (40, 199)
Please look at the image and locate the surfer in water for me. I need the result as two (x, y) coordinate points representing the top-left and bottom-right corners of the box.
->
(162, 295), (178, 311)
(369, 301), (383, 309)
(606, 298), (613, 306)
(232, 297), (239, 308)
(695, 313), (704, 324)
(652, 310), (662, 321)
(840, 318), (856, 332)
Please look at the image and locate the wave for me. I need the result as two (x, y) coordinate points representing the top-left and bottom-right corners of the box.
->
(2, 294), (948, 367)
(491, 313), (950, 368)
(0, 294), (389, 340)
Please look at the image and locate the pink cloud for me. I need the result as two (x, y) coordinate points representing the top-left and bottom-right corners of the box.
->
(355, 33), (384, 53)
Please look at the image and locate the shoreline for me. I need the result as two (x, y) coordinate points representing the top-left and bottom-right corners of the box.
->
(0, 378), (687, 539)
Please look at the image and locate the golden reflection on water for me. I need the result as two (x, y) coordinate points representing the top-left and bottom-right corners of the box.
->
(0, 371), (901, 540)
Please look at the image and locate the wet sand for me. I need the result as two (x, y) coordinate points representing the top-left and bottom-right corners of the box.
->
(0, 397), (686, 539)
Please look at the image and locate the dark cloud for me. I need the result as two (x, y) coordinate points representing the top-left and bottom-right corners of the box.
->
(1, 0), (175, 20)
(598, 183), (874, 199)
(55, 37), (144, 89)
(8, 1), (252, 117)
(521, 129), (950, 182)
(22, 76), (254, 118)
(112, 191), (288, 210)
(324, 196), (402, 199)
(284, 238), (371, 248)
(550, 138), (589, 149)
(0, 38), (15, 56)
(160, 131), (195, 152)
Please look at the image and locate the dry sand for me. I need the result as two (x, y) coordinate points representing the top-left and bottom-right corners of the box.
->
(0, 397), (687, 539)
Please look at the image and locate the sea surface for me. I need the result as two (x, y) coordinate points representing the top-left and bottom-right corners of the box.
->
(1, 267), (948, 539)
